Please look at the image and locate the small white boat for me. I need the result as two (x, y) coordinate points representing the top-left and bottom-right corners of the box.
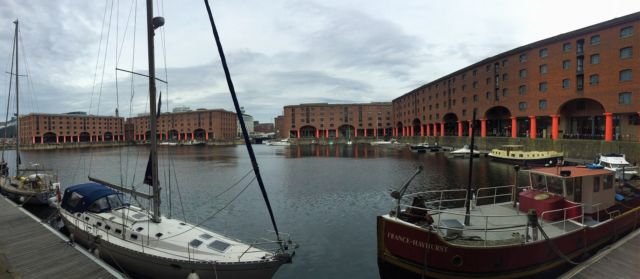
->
(266, 139), (291, 146)
(158, 141), (178, 146)
(450, 145), (480, 158)
(597, 153), (638, 180)
(370, 139), (398, 146)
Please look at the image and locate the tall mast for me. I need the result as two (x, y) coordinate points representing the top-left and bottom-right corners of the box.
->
(14, 20), (20, 176)
(146, 0), (161, 223)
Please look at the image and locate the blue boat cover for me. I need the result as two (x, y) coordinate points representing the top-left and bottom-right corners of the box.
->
(61, 182), (125, 213)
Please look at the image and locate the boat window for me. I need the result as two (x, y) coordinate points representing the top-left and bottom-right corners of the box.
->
(136, 227), (144, 232)
(547, 176), (563, 195)
(155, 233), (163, 238)
(130, 234), (138, 240)
(593, 177), (600, 193)
(190, 239), (203, 248)
(132, 213), (146, 219)
(115, 229), (122, 234)
(565, 179), (574, 197)
(199, 233), (213, 240)
(107, 194), (125, 209)
(105, 225), (111, 230)
(87, 197), (111, 213)
(603, 175), (613, 190)
(207, 240), (231, 252)
(532, 174), (546, 190)
(96, 222), (102, 227)
(68, 192), (84, 207)
(574, 179), (582, 203)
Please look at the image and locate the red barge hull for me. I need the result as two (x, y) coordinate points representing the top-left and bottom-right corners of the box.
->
(377, 206), (640, 278)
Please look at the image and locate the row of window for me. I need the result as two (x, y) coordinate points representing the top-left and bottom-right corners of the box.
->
(531, 26), (633, 60)
(410, 26), (635, 96)
(423, 91), (633, 121)
(514, 92), (632, 112)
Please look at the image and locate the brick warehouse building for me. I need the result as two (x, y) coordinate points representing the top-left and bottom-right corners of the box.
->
(126, 109), (237, 142)
(281, 102), (393, 139)
(393, 12), (640, 142)
(19, 112), (125, 145)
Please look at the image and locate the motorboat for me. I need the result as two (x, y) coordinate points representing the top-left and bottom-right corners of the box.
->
(370, 139), (398, 146)
(378, 165), (640, 278)
(488, 145), (563, 167)
(596, 153), (638, 180)
(266, 139), (291, 146)
(449, 145), (480, 158)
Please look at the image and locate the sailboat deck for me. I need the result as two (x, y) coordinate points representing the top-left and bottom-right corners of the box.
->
(427, 202), (584, 246)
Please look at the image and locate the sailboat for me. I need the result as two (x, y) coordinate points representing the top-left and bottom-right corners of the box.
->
(57, 2), (294, 278)
(0, 20), (60, 205)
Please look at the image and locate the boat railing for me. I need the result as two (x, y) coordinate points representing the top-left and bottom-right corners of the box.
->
(405, 189), (469, 210)
(539, 201), (584, 232)
(475, 185), (528, 206)
(429, 208), (529, 247)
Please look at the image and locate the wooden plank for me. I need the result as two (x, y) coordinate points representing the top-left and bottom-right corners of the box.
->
(0, 197), (119, 279)
(561, 228), (640, 278)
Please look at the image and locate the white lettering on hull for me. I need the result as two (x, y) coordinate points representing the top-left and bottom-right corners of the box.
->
(386, 232), (448, 253)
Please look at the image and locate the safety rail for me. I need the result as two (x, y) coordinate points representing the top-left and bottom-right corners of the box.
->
(404, 189), (469, 210)
(539, 202), (584, 233)
(475, 185), (529, 205)
(431, 208), (529, 247)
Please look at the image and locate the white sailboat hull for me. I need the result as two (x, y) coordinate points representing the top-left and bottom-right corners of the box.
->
(62, 213), (285, 279)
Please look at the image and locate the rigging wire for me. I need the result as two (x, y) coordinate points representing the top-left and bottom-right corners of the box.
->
(157, 175), (257, 241)
(95, 0), (115, 118)
(203, 0), (283, 243)
(17, 28), (39, 116)
(2, 33), (16, 162)
(83, 0), (111, 181)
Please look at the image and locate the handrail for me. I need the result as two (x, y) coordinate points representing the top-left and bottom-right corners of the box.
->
(540, 203), (584, 232)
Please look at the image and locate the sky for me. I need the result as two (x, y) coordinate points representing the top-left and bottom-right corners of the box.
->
(1, 0), (639, 123)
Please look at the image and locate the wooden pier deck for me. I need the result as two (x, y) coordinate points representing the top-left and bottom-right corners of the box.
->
(560, 228), (640, 278)
(0, 197), (123, 279)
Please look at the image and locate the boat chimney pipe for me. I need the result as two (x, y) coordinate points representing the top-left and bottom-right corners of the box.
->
(513, 165), (520, 208)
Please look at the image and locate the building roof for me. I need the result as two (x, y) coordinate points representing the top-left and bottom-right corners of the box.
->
(21, 112), (121, 118)
(284, 102), (392, 108)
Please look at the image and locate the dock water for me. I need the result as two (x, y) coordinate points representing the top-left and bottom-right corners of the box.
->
(0, 196), (122, 279)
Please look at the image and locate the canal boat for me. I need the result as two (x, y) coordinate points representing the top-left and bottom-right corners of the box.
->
(58, 3), (295, 278)
(0, 20), (59, 205)
(449, 145), (480, 158)
(377, 165), (640, 278)
(596, 153), (638, 181)
(488, 144), (563, 167)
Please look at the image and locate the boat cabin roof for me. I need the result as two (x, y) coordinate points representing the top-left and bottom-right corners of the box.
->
(529, 166), (613, 178)
(61, 182), (128, 213)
